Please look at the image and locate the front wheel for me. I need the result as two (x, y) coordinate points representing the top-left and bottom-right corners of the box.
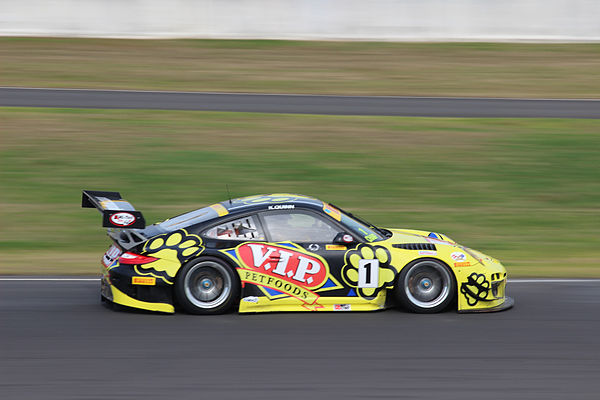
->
(175, 257), (240, 315)
(393, 259), (455, 313)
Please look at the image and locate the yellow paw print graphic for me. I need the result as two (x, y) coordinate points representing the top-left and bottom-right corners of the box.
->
(342, 244), (398, 299)
(137, 229), (204, 280)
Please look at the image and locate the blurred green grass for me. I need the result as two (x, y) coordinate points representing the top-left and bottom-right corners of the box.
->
(1, 108), (598, 276)
(2, 37), (600, 97)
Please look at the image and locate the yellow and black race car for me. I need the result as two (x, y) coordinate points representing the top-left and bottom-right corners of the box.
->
(83, 190), (513, 314)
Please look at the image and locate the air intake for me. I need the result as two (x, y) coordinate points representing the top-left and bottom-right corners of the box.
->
(392, 243), (437, 251)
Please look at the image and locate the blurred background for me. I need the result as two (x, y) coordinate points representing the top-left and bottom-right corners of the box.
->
(2, 3), (600, 400)
(1, 0), (599, 277)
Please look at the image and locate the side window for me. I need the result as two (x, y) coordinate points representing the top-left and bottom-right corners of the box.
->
(261, 211), (340, 243)
(203, 215), (265, 240)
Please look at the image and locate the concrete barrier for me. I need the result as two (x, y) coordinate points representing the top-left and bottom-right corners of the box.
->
(1, 0), (600, 41)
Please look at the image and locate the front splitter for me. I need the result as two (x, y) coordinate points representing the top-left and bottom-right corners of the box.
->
(458, 296), (514, 313)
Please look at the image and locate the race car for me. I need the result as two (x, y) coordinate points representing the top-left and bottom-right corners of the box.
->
(82, 190), (513, 314)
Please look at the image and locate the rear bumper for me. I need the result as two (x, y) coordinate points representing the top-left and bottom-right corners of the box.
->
(101, 267), (175, 313)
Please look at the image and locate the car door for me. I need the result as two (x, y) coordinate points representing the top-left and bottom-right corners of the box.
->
(257, 208), (354, 297)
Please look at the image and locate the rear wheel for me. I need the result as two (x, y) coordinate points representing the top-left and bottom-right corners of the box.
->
(175, 257), (240, 315)
(394, 259), (455, 313)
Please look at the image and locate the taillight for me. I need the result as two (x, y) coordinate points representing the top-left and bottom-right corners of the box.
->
(118, 252), (158, 265)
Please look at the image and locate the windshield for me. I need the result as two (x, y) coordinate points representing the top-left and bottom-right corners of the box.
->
(328, 203), (387, 242)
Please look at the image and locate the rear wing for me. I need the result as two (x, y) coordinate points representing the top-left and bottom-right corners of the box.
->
(82, 190), (146, 229)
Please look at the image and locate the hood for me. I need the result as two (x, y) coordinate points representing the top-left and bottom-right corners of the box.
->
(385, 228), (456, 245)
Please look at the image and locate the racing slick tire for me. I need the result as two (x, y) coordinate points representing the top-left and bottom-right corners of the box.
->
(394, 258), (456, 313)
(175, 257), (240, 315)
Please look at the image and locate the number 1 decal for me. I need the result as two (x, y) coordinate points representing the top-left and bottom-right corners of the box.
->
(358, 259), (379, 288)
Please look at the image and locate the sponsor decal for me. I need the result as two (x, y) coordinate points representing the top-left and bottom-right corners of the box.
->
(242, 296), (259, 303)
(322, 203), (342, 221)
(109, 212), (136, 227)
(237, 243), (327, 286)
(451, 252), (467, 262)
(333, 304), (351, 311)
(454, 261), (471, 268)
(308, 243), (319, 251)
(102, 245), (122, 268)
(418, 250), (437, 256)
(239, 270), (320, 305)
(268, 204), (295, 210)
(225, 242), (342, 309)
(364, 233), (378, 242)
(236, 194), (309, 205)
(132, 276), (156, 285)
(326, 244), (346, 251)
(342, 234), (354, 243)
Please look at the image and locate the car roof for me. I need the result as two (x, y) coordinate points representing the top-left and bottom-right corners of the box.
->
(154, 193), (325, 232)
(220, 193), (324, 212)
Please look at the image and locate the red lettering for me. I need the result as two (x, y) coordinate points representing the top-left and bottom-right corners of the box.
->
(238, 243), (327, 288)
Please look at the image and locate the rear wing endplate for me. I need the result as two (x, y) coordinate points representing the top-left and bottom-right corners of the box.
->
(82, 190), (146, 229)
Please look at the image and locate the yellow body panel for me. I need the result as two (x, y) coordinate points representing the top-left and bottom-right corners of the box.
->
(209, 203), (229, 217)
(230, 229), (509, 313)
(378, 229), (509, 312)
(101, 255), (176, 314)
(99, 227), (508, 314)
(239, 290), (386, 313)
(110, 284), (175, 313)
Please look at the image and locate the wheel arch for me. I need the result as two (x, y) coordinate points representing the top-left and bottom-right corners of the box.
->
(175, 250), (240, 281)
(393, 256), (458, 312)
(396, 256), (457, 280)
(173, 252), (242, 314)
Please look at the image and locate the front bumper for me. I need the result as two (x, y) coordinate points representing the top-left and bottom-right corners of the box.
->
(101, 265), (175, 313)
(455, 258), (513, 313)
(458, 296), (514, 313)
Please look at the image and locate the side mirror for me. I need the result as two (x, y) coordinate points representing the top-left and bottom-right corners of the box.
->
(333, 232), (357, 245)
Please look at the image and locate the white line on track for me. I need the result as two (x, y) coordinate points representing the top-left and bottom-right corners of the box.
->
(1, 278), (600, 283)
(2, 86), (599, 102)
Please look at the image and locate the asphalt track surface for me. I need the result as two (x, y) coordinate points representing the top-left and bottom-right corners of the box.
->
(1, 279), (599, 400)
(2, 87), (600, 118)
